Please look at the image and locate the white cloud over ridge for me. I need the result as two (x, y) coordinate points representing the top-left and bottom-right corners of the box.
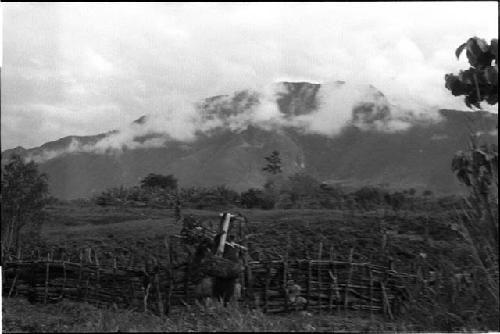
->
(1, 2), (498, 151)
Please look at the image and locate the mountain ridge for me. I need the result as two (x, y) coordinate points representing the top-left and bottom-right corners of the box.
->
(2, 82), (498, 199)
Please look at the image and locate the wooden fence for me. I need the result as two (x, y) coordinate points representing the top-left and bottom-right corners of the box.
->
(2, 247), (415, 319)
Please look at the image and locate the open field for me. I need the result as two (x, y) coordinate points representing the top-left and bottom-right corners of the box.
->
(35, 203), (469, 274)
(5, 202), (497, 332)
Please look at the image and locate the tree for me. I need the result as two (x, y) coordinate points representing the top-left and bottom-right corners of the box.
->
(1, 154), (49, 257)
(262, 150), (282, 175)
(444, 37), (498, 108)
(140, 173), (178, 191)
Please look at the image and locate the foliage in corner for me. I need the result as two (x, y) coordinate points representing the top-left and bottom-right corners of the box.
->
(446, 37), (499, 313)
(444, 37), (498, 109)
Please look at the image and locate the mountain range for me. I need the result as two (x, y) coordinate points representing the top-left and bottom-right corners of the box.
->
(2, 82), (498, 200)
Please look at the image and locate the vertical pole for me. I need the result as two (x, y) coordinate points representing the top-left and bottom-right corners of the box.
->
(184, 261), (189, 303)
(344, 247), (354, 312)
(78, 249), (83, 300)
(166, 237), (174, 315)
(216, 213), (231, 257)
(306, 260), (312, 311)
(60, 260), (67, 300)
(317, 241), (323, 314)
(247, 262), (253, 308)
(95, 255), (100, 301)
(155, 271), (164, 316)
(263, 263), (271, 313)
(113, 256), (118, 306)
(369, 268), (374, 321)
(328, 267), (333, 313)
(8, 268), (18, 298)
(381, 280), (393, 320)
(87, 247), (92, 264)
(283, 232), (291, 313)
(44, 252), (50, 304)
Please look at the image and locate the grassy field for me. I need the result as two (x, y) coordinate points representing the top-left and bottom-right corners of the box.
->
(3, 202), (497, 332)
(37, 203), (469, 274)
(2, 297), (411, 332)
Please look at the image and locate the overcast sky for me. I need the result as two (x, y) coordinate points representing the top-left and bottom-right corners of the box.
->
(1, 2), (498, 150)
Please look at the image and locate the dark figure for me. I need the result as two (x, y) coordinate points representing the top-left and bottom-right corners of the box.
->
(212, 235), (240, 305)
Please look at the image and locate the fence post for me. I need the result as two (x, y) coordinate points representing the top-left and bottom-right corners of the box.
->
(317, 241), (323, 314)
(155, 270), (164, 316)
(8, 265), (19, 298)
(344, 247), (354, 312)
(78, 249), (83, 300)
(306, 260), (312, 311)
(263, 263), (271, 313)
(283, 232), (291, 313)
(166, 238), (174, 315)
(44, 252), (50, 304)
(59, 260), (67, 300)
(381, 272), (394, 320)
(369, 267), (374, 322)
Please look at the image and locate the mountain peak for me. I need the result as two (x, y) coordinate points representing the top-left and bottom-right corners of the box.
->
(133, 115), (148, 125)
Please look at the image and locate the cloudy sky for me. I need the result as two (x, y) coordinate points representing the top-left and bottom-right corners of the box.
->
(1, 2), (498, 150)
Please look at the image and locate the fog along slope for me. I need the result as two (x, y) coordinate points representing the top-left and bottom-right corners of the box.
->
(2, 82), (497, 200)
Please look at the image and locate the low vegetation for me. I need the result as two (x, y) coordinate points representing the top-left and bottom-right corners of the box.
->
(2, 297), (411, 332)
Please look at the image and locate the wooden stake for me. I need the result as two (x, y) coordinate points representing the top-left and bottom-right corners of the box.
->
(381, 281), (394, 320)
(369, 268), (374, 322)
(155, 271), (164, 316)
(284, 232), (291, 312)
(59, 261), (67, 299)
(78, 251), (83, 300)
(86, 247), (92, 264)
(144, 282), (151, 313)
(44, 253), (50, 304)
(216, 213), (231, 257)
(344, 248), (354, 311)
(328, 268), (333, 312)
(8, 268), (18, 298)
(166, 238), (174, 315)
(317, 242), (323, 314)
(263, 263), (271, 313)
(306, 260), (312, 310)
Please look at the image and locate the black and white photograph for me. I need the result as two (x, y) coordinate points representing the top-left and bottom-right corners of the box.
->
(1, 2), (498, 332)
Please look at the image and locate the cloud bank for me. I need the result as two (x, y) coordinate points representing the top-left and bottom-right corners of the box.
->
(1, 2), (498, 151)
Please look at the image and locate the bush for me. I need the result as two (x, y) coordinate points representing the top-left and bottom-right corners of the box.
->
(240, 188), (275, 209)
